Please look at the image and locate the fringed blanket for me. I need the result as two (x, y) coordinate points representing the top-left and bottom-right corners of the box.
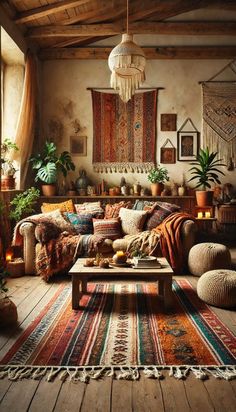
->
(12, 215), (105, 281)
(153, 212), (196, 274)
(124, 230), (161, 256)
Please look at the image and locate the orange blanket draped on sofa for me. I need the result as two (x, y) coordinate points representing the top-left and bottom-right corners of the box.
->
(153, 212), (195, 274)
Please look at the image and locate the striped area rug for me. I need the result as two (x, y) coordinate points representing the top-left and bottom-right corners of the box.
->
(0, 280), (235, 381)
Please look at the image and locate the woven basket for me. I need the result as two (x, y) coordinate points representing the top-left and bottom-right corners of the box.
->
(218, 205), (236, 223)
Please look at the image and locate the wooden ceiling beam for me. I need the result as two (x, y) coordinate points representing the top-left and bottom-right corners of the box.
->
(28, 21), (236, 38)
(14, 0), (90, 24)
(39, 46), (236, 60)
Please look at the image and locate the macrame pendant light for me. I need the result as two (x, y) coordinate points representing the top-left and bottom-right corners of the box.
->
(108, 0), (146, 103)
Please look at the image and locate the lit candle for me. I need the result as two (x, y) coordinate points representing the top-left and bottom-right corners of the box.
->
(197, 212), (203, 219)
(116, 251), (125, 257)
(205, 211), (211, 218)
(5, 249), (13, 262)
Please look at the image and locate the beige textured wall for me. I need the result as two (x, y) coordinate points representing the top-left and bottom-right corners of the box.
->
(42, 58), (236, 191)
(3, 64), (24, 139)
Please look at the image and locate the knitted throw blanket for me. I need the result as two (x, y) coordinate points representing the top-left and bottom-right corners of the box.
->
(153, 212), (196, 274)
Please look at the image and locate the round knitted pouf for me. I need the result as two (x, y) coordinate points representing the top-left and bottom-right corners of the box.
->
(188, 243), (231, 276)
(197, 269), (236, 308)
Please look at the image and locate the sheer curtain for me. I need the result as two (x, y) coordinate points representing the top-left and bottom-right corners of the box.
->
(11, 50), (38, 189)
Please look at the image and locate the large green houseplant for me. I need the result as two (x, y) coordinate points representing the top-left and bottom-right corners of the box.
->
(188, 147), (225, 206)
(30, 141), (75, 196)
(147, 166), (169, 196)
(10, 187), (40, 222)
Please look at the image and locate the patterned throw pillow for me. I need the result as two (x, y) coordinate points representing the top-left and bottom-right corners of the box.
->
(43, 209), (75, 233)
(105, 201), (132, 219)
(132, 200), (157, 211)
(75, 201), (104, 217)
(119, 208), (147, 235)
(93, 218), (122, 240)
(64, 212), (93, 234)
(144, 202), (181, 230)
(41, 199), (75, 213)
(156, 201), (180, 213)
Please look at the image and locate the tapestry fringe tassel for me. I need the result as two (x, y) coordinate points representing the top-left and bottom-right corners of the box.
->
(0, 365), (235, 382)
(93, 162), (155, 173)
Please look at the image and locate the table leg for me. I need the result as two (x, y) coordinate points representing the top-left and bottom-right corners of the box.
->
(163, 279), (173, 309)
(72, 275), (81, 310)
(81, 278), (87, 294)
(158, 280), (164, 296)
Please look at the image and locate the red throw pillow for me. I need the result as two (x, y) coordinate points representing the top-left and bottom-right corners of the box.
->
(105, 201), (132, 219)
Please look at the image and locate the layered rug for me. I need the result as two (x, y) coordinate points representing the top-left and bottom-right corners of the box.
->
(0, 280), (236, 382)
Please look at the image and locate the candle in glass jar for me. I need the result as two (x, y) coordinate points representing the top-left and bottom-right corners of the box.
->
(116, 250), (124, 257)
(197, 212), (203, 219)
(205, 211), (211, 218)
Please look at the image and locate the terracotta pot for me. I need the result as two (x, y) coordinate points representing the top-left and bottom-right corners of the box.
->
(41, 184), (57, 196)
(150, 183), (164, 196)
(1, 175), (15, 190)
(195, 190), (214, 207)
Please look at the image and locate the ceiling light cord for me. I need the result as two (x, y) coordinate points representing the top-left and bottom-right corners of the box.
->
(126, 0), (129, 34)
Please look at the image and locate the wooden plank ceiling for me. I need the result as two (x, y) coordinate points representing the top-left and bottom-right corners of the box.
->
(1, 0), (236, 59)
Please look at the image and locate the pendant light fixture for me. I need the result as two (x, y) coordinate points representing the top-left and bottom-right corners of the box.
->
(108, 0), (146, 103)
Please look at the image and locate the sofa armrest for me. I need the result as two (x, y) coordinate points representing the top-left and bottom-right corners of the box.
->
(181, 220), (197, 260)
(19, 222), (37, 275)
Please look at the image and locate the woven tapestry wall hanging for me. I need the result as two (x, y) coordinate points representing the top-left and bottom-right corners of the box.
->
(202, 82), (236, 169)
(92, 90), (157, 172)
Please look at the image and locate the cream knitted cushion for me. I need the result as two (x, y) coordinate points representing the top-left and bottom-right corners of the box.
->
(197, 269), (236, 308)
(188, 243), (231, 277)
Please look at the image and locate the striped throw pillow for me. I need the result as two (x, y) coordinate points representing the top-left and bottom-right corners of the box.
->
(93, 218), (122, 240)
(75, 201), (104, 217)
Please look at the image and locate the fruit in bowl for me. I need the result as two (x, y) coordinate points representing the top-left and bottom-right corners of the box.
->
(112, 250), (127, 264)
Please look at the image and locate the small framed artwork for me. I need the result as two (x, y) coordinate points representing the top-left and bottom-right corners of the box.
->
(177, 131), (199, 161)
(160, 147), (176, 164)
(70, 135), (87, 156)
(161, 114), (177, 131)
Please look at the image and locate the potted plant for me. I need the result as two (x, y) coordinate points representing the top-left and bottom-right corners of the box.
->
(188, 147), (225, 207)
(0, 138), (19, 190)
(0, 266), (18, 326)
(147, 165), (169, 196)
(30, 141), (75, 196)
(10, 187), (40, 222)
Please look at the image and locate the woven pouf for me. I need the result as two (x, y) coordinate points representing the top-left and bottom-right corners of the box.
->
(197, 269), (236, 308)
(188, 243), (231, 276)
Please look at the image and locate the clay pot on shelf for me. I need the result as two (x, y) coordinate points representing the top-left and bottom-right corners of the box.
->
(195, 190), (214, 207)
(150, 183), (164, 196)
(1, 175), (16, 190)
(41, 184), (57, 197)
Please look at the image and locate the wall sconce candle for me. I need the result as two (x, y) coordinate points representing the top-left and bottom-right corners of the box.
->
(197, 212), (203, 219)
(205, 212), (211, 218)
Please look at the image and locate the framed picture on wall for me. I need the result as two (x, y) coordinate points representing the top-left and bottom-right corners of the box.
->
(70, 135), (87, 156)
(177, 130), (199, 161)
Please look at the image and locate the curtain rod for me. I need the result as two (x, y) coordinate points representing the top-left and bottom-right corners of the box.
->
(198, 80), (236, 84)
(87, 87), (165, 90)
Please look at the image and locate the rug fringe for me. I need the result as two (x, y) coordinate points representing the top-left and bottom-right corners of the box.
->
(0, 365), (235, 382)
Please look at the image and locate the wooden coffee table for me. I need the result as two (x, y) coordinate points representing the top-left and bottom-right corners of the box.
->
(69, 257), (173, 310)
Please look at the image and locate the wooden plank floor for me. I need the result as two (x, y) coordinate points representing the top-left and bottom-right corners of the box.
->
(0, 272), (235, 412)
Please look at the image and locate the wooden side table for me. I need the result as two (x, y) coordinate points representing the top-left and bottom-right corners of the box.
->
(196, 217), (217, 233)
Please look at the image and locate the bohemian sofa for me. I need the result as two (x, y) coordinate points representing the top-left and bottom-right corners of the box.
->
(14, 199), (197, 281)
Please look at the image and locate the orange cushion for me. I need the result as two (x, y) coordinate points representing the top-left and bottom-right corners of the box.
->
(41, 199), (75, 213)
